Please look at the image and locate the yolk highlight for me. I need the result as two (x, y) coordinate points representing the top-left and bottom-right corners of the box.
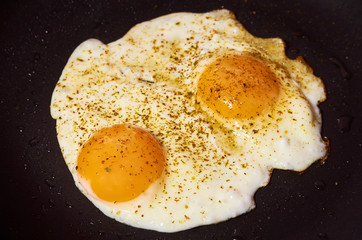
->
(77, 124), (165, 202)
(197, 54), (280, 119)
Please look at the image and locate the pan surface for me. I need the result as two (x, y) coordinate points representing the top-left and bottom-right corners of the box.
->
(1, 0), (361, 239)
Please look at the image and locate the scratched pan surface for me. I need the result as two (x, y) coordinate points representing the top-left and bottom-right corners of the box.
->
(1, 0), (362, 239)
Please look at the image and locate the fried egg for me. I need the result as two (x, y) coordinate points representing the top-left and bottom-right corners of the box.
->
(50, 9), (328, 232)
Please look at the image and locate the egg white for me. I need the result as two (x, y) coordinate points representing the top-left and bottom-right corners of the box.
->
(51, 9), (327, 232)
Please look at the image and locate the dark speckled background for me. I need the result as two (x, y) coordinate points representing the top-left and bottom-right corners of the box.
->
(1, 0), (362, 239)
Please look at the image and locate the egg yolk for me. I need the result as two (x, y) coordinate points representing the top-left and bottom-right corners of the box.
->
(197, 54), (280, 119)
(77, 124), (165, 202)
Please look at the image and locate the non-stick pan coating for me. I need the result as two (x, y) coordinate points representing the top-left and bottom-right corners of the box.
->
(1, 0), (362, 239)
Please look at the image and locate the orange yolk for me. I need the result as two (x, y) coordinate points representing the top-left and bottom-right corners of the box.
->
(197, 54), (280, 119)
(77, 124), (165, 202)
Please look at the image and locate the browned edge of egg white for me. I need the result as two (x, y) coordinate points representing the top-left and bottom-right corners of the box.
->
(237, 17), (329, 175)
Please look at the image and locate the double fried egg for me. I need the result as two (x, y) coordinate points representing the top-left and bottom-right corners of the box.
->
(50, 9), (328, 232)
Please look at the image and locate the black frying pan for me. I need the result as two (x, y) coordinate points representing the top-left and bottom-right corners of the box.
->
(1, 0), (362, 239)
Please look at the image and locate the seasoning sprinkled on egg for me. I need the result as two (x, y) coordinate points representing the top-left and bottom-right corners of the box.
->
(51, 9), (328, 233)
